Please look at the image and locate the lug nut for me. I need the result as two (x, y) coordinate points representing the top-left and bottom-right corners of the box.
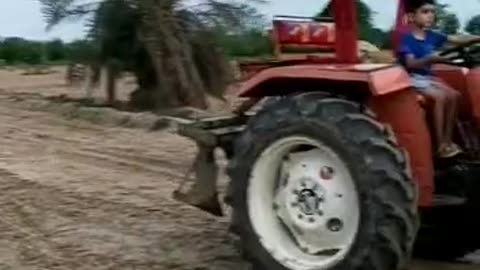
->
(308, 217), (315, 223)
(282, 173), (290, 186)
(273, 203), (279, 210)
(327, 218), (344, 232)
(298, 214), (304, 220)
(291, 202), (298, 207)
(317, 210), (324, 216)
(320, 166), (335, 180)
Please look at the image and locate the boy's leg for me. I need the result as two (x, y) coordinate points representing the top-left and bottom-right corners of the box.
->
(431, 79), (462, 145)
(412, 75), (447, 150)
(417, 87), (447, 150)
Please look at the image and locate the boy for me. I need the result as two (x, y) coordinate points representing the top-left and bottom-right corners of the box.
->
(398, 0), (480, 158)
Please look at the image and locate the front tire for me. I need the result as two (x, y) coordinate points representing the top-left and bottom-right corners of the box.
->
(227, 95), (419, 270)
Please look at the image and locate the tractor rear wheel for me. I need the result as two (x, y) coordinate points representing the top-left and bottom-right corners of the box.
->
(227, 94), (419, 270)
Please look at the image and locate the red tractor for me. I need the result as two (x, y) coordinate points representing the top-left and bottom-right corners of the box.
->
(174, 0), (480, 269)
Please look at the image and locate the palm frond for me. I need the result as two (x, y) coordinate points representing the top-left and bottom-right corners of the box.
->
(39, 0), (99, 30)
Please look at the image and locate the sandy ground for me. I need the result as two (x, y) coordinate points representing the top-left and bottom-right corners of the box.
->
(0, 66), (478, 270)
(0, 66), (136, 101)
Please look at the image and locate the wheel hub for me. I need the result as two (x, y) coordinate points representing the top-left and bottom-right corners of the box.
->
(248, 137), (360, 270)
(273, 148), (357, 256)
(297, 188), (320, 216)
(292, 177), (325, 218)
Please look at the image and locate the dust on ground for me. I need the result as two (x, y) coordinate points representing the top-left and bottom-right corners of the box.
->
(0, 66), (478, 270)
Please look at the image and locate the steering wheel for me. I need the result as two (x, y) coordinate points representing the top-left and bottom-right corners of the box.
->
(439, 39), (480, 68)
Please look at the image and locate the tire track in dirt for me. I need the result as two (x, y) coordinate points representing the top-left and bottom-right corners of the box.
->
(0, 101), (243, 270)
(0, 165), (241, 270)
(56, 148), (187, 181)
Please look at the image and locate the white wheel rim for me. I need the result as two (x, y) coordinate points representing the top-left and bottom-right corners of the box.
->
(247, 136), (360, 270)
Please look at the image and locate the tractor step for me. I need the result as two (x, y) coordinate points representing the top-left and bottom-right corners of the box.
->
(432, 195), (466, 207)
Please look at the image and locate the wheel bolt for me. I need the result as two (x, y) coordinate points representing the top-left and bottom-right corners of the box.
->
(298, 214), (304, 220)
(273, 203), (279, 210)
(282, 173), (290, 186)
(327, 218), (343, 232)
(320, 166), (335, 180)
(308, 217), (315, 223)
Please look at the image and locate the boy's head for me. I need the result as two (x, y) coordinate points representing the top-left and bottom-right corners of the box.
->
(406, 0), (437, 28)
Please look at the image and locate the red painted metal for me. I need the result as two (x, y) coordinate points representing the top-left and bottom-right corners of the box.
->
(233, 0), (453, 208)
(332, 0), (358, 63)
(273, 19), (335, 47)
(369, 90), (434, 207)
(236, 64), (412, 97)
(392, 0), (409, 53)
(466, 68), (480, 128)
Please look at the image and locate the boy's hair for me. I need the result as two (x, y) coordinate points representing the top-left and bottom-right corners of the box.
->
(406, 0), (436, 13)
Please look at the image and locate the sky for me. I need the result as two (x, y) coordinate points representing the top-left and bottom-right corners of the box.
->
(0, 0), (478, 42)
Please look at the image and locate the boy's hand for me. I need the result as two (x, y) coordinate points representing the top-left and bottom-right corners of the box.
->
(427, 52), (447, 64)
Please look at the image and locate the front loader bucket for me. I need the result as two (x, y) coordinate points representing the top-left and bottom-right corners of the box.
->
(173, 143), (223, 216)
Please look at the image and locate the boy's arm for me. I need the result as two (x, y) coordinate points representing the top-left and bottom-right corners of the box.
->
(404, 53), (445, 70)
(447, 35), (480, 46)
(399, 33), (446, 70)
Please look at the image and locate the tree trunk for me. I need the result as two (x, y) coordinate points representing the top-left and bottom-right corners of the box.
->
(136, 0), (208, 109)
(82, 66), (95, 100)
(104, 65), (117, 105)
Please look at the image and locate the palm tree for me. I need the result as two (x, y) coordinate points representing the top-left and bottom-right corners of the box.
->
(39, 0), (265, 109)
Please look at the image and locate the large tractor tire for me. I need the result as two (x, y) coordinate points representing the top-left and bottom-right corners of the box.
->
(227, 94), (419, 270)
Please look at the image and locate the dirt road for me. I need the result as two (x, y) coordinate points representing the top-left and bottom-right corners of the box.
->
(0, 97), (245, 270)
(0, 69), (478, 270)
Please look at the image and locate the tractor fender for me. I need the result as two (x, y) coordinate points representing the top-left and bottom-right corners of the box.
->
(236, 63), (413, 98)
(467, 67), (480, 128)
